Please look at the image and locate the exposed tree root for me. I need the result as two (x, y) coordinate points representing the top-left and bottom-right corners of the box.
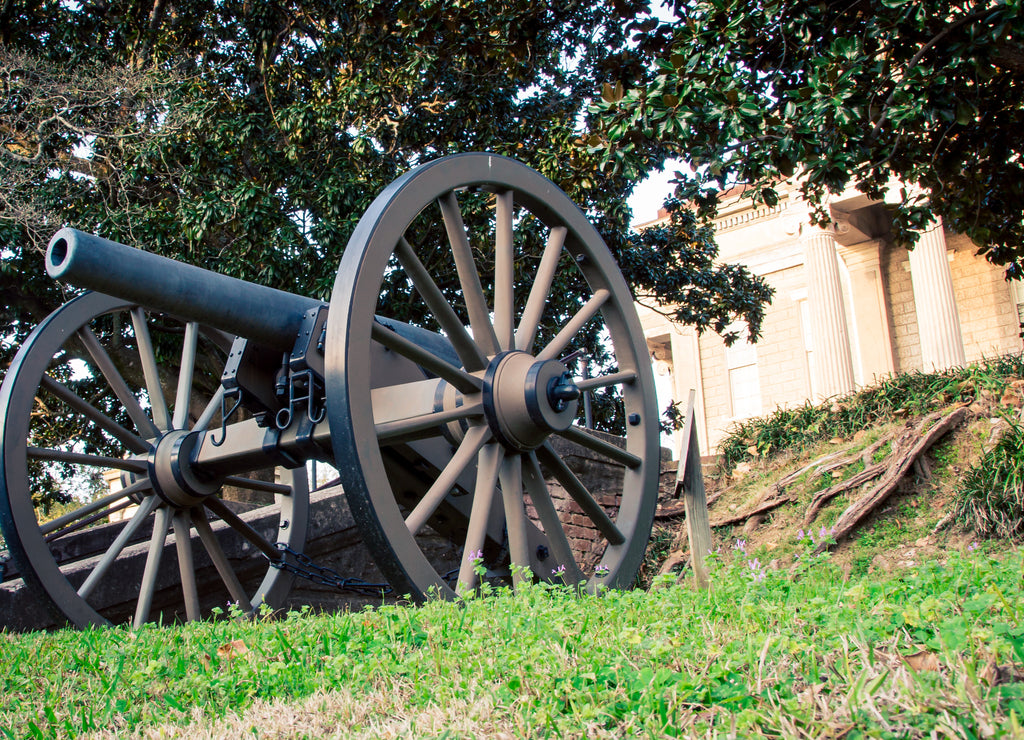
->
(774, 452), (844, 490)
(803, 461), (887, 525)
(815, 406), (969, 553)
(710, 495), (792, 528)
(655, 486), (728, 519)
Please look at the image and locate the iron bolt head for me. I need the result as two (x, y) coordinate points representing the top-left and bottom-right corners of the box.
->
(536, 545), (550, 561)
(628, 413), (641, 426)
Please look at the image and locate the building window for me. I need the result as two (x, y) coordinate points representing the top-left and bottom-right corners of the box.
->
(725, 325), (761, 419)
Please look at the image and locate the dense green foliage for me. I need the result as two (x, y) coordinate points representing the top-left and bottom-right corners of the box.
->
(593, 0), (1024, 273)
(0, 0), (771, 357)
(717, 354), (1024, 471)
(2, 546), (1021, 737)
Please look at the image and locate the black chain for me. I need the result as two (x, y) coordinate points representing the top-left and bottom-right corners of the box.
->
(267, 543), (393, 597)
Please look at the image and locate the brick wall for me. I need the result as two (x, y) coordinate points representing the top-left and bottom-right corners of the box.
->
(883, 245), (921, 373)
(698, 262), (812, 450)
(756, 264), (814, 410)
(947, 234), (1021, 361)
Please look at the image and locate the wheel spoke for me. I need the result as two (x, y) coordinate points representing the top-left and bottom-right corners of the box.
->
(172, 510), (200, 621)
(493, 190), (515, 351)
(27, 446), (147, 473)
(41, 478), (150, 536)
(222, 475), (293, 495)
(498, 453), (530, 586)
(78, 326), (160, 439)
(456, 442), (503, 592)
(575, 370), (638, 392)
(193, 385), (225, 433)
(191, 507), (252, 610)
(438, 191), (500, 356)
(395, 237), (488, 371)
(405, 425), (491, 536)
(133, 504), (171, 628)
(535, 289), (610, 362)
(45, 499), (135, 543)
(39, 375), (150, 454)
(516, 225), (566, 353)
(376, 401), (484, 444)
(371, 322), (482, 394)
(172, 322), (199, 430)
(204, 497), (282, 561)
(76, 494), (160, 600)
(130, 308), (172, 431)
(557, 426), (642, 469)
(523, 453), (583, 583)
(536, 443), (625, 545)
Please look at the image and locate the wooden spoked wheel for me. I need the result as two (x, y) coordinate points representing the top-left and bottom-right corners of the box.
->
(0, 292), (308, 628)
(327, 153), (659, 600)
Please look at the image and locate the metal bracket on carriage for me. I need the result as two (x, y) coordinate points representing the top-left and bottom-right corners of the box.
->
(275, 305), (329, 431)
(220, 336), (285, 429)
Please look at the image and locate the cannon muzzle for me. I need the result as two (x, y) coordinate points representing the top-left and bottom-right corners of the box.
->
(46, 228), (322, 351)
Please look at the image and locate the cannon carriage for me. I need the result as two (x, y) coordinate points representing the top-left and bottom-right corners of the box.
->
(0, 154), (660, 629)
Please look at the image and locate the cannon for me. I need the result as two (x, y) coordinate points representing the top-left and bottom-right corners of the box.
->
(0, 154), (659, 628)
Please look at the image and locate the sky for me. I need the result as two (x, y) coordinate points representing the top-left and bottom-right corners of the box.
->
(627, 161), (684, 226)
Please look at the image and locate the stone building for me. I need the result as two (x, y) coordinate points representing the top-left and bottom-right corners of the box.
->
(636, 183), (1023, 456)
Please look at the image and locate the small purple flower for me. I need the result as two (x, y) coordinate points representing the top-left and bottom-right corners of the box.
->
(733, 539), (747, 552)
(745, 557), (766, 583)
(968, 541), (979, 553)
(470, 549), (484, 562)
(798, 529), (805, 540)
(595, 564), (610, 577)
(551, 564), (566, 576)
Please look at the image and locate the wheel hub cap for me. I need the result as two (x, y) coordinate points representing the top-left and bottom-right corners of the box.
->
(482, 351), (579, 451)
(148, 429), (221, 508)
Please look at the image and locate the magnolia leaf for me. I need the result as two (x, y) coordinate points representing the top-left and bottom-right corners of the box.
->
(602, 81), (625, 104)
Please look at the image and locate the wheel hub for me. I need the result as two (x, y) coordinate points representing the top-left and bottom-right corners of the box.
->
(147, 429), (221, 508)
(482, 351), (579, 451)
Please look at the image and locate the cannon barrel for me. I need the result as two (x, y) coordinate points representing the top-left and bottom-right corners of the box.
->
(46, 228), (322, 351)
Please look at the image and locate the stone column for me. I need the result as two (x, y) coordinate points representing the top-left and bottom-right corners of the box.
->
(908, 217), (965, 370)
(802, 226), (856, 399)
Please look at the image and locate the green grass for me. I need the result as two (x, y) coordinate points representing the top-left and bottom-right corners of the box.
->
(3, 547), (1023, 738)
(954, 414), (1024, 539)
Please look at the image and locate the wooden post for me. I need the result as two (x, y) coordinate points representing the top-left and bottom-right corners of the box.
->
(676, 389), (713, 587)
